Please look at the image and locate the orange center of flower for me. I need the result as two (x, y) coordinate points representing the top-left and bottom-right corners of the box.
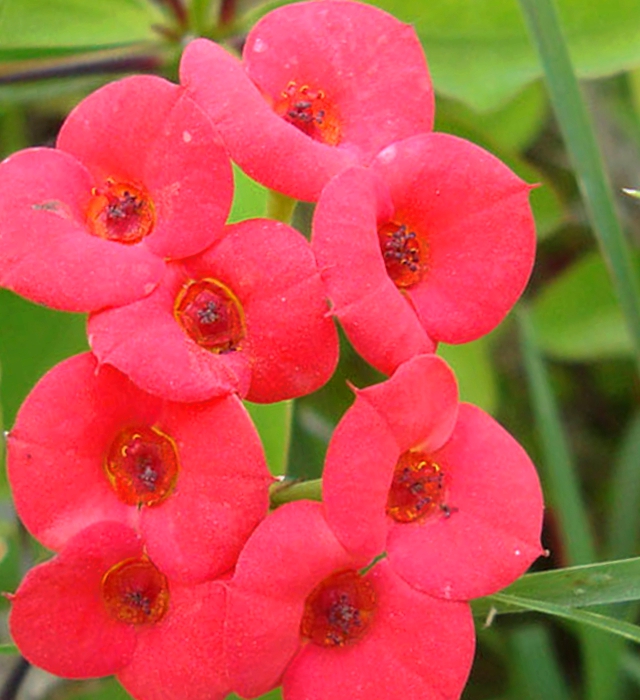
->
(378, 221), (428, 289)
(86, 179), (155, 245)
(104, 426), (180, 507)
(274, 81), (341, 146)
(386, 450), (446, 523)
(173, 278), (245, 353)
(301, 570), (376, 647)
(101, 557), (169, 625)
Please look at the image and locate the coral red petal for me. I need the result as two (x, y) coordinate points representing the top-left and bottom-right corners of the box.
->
(226, 501), (366, 698)
(283, 561), (475, 700)
(312, 167), (434, 375)
(180, 0), (433, 202)
(373, 133), (536, 344)
(88, 264), (251, 402)
(7, 353), (148, 549)
(180, 38), (356, 202)
(0, 148), (163, 311)
(388, 404), (545, 600)
(118, 581), (230, 700)
(9, 522), (141, 678)
(323, 355), (459, 560)
(58, 75), (233, 260)
(141, 395), (271, 583)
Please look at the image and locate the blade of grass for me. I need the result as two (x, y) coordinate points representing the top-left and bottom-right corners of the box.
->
(518, 305), (621, 700)
(517, 0), (640, 375)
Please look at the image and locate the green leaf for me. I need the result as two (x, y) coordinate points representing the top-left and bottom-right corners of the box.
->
(473, 558), (640, 620)
(373, 0), (640, 111)
(0, 290), (88, 429)
(531, 251), (640, 360)
(228, 164), (269, 222)
(243, 400), (292, 477)
(485, 592), (640, 645)
(0, 0), (166, 49)
(0, 643), (19, 655)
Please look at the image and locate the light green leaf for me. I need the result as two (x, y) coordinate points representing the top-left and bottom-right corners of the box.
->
(373, 0), (640, 111)
(228, 164), (269, 223)
(487, 592), (640, 645)
(531, 251), (640, 360)
(244, 401), (292, 477)
(473, 557), (640, 620)
(0, 643), (19, 655)
(0, 0), (166, 50)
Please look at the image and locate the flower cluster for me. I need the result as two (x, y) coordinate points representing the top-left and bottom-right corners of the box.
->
(1, 2), (543, 700)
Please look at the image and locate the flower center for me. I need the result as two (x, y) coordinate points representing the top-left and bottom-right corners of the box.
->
(386, 450), (446, 523)
(378, 221), (427, 289)
(86, 179), (155, 245)
(274, 81), (341, 146)
(101, 557), (169, 625)
(173, 278), (245, 353)
(301, 569), (376, 647)
(104, 425), (180, 507)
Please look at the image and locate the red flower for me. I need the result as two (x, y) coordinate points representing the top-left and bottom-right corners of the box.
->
(322, 354), (545, 600)
(7, 352), (271, 584)
(0, 75), (233, 312)
(225, 500), (475, 700)
(87, 218), (339, 403)
(312, 134), (536, 375)
(9, 521), (229, 700)
(180, 0), (433, 202)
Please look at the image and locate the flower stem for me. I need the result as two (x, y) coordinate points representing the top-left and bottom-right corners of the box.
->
(269, 478), (322, 507)
(267, 190), (297, 224)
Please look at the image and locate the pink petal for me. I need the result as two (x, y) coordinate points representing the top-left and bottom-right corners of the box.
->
(180, 38), (356, 202)
(388, 404), (545, 600)
(373, 133), (536, 344)
(9, 522), (141, 678)
(283, 561), (475, 700)
(226, 501), (366, 698)
(180, 0), (433, 202)
(7, 353), (147, 549)
(186, 219), (339, 402)
(88, 263), (251, 402)
(0, 148), (163, 311)
(323, 355), (459, 560)
(141, 395), (271, 583)
(58, 75), (233, 260)
(118, 581), (230, 700)
(312, 167), (434, 375)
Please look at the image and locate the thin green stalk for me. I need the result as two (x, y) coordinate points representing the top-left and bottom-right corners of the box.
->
(518, 0), (640, 375)
(267, 190), (297, 224)
(269, 477), (322, 507)
(518, 306), (621, 700)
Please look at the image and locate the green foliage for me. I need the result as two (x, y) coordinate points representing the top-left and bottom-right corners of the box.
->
(0, 0), (166, 54)
(532, 251), (640, 360)
(374, 0), (640, 111)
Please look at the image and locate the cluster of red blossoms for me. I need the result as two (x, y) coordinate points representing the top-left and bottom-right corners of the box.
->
(0, 1), (544, 699)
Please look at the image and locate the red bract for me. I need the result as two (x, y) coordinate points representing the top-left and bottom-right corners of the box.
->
(312, 134), (536, 375)
(0, 75), (233, 312)
(226, 500), (475, 700)
(180, 0), (433, 202)
(9, 521), (229, 700)
(323, 354), (545, 601)
(7, 352), (271, 584)
(88, 218), (339, 403)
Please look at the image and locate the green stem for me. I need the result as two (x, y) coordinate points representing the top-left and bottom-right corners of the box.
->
(267, 190), (297, 224)
(269, 477), (322, 507)
(518, 0), (640, 375)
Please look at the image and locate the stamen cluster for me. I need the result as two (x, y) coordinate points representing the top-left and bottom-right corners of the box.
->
(0, 2), (544, 700)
